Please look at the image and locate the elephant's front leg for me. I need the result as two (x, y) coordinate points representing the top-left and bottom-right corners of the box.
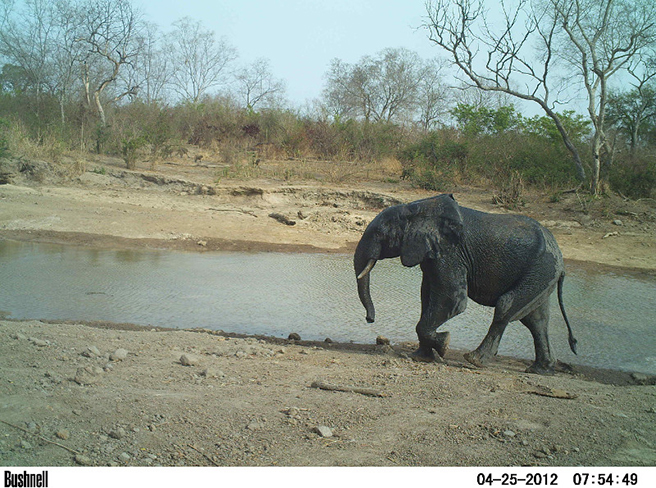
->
(412, 263), (467, 362)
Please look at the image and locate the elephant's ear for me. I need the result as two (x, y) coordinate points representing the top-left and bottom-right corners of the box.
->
(400, 195), (463, 267)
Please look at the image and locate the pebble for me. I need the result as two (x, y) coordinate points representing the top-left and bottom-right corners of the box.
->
(29, 338), (49, 347)
(119, 452), (131, 462)
(11, 333), (27, 341)
(246, 420), (263, 431)
(179, 354), (198, 366)
(376, 336), (390, 345)
(110, 348), (129, 361)
(314, 426), (333, 438)
(56, 429), (70, 440)
(631, 373), (656, 385)
(613, 219), (624, 226)
(109, 427), (127, 440)
(20, 440), (33, 449)
(82, 346), (101, 357)
(288, 333), (301, 341)
(74, 365), (104, 385)
(74, 454), (93, 466)
(503, 430), (516, 438)
(201, 367), (226, 379)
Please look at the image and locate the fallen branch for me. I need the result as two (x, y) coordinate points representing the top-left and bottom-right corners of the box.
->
(310, 381), (388, 398)
(269, 213), (296, 226)
(187, 444), (220, 466)
(523, 387), (578, 400)
(0, 419), (81, 455)
(208, 207), (258, 217)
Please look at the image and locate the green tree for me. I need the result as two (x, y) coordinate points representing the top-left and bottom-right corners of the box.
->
(451, 104), (524, 135)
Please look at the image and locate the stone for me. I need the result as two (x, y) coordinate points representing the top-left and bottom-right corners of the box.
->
(314, 426), (333, 438)
(288, 333), (301, 341)
(110, 348), (128, 361)
(109, 427), (127, 440)
(56, 429), (70, 440)
(82, 346), (101, 357)
(376, 336), (390, 346)
(201, 367), (225, 378)
(75, 454), (93, 466)
(179, 354), (198, 366)
(503, 430), (516, 438)
(631, 373), (656, 385)
(613, 219), (624, 226)
(246, 420), (263, 431)
(74, 365), (104, 385)
(30, 338), (49, 347)
(119, 452), (131, 462)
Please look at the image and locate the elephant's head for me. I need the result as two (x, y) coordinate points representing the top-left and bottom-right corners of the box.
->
(354, 194), (463, 323)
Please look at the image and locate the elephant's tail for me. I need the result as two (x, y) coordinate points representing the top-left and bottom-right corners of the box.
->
(558, 273), (578, 355)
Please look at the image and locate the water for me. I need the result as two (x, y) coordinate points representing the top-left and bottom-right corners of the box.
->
(1, 239), (655, 374)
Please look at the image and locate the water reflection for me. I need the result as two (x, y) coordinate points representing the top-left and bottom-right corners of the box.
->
(1, 239), (655, 374)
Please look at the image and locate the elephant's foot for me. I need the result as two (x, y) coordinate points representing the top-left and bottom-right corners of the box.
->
(411, 346), (437, 362)
(525, 361), (556, 375)
(463, 350), (485, 368)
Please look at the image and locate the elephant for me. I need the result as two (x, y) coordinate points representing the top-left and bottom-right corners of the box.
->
(354, 193), (577, 375)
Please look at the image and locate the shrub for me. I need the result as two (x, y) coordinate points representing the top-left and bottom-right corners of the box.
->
(398, 132), (468, 190)
(608, 155), (656, 198)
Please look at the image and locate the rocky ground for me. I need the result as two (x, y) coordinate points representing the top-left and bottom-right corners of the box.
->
(0, 155), (655, 467)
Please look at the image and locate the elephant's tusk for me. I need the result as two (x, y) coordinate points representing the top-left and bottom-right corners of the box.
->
(357, 259), (376, 280)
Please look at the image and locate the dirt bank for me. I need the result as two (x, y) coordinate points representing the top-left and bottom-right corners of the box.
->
(1, 155), (655, 467)
(2, 320), (655, 467)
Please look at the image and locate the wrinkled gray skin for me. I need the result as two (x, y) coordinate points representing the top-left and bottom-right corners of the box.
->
(354, 194), (577, 375)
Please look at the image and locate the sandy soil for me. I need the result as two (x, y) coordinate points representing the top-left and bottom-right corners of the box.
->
(1, 155), (655, 467)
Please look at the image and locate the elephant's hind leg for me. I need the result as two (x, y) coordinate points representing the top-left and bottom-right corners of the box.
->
(521, 300), (555, 374)
(463, 315), (509, 367)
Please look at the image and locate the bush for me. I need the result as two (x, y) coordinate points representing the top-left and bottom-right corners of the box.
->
(0, 117), (9, 157)
(608, 155), (656, 198)
(398, 132), (468, 190)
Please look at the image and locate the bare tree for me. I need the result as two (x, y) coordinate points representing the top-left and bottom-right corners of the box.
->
(74, 0), (144, 126)
(323, 58), (363, 120)
(167, 17), (237, 104)
(607, 52), (656, 155)
(323, 48), (429, 124)
(0, 0), (58, 123)
(417, 57), (452, 131)
(234, 58), (286, 110)
(425, 0), (656, 194)
(120, 21), (170, 104)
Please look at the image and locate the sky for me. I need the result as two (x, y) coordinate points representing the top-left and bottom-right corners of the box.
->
(137, 0), (441, 107)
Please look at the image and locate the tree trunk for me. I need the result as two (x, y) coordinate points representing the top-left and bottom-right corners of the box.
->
(94, 91), (106, 127)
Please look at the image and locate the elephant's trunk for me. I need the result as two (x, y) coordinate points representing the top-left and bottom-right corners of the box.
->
(357, 270), (376, 323)
(355, 241), (377, 323)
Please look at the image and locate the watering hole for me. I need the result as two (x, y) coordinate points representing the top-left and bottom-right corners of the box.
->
(1, 239), (655, 374)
